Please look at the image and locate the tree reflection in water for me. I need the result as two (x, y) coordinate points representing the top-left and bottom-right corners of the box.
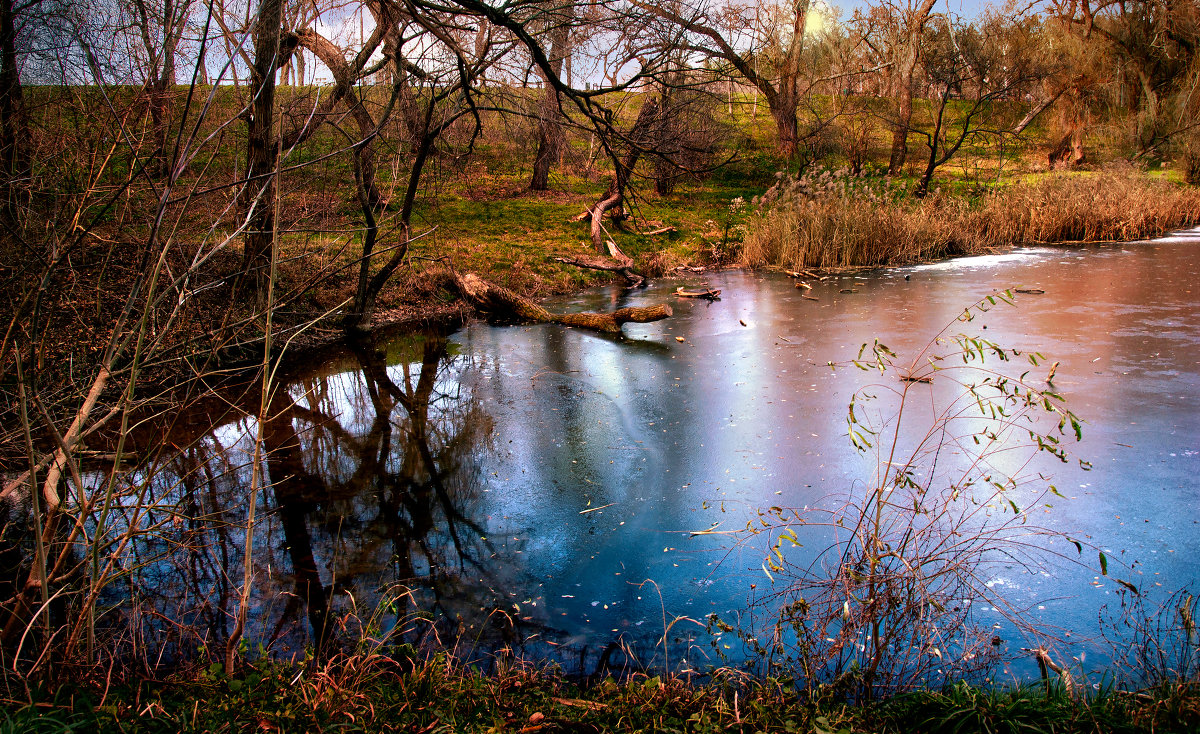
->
(105, 332), (533, 664)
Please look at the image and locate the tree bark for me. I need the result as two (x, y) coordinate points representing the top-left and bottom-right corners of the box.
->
(238, 0), (284, 304)
(551, 254), (644, 286)
(530, 6), (571, 190)
(769, 96), (800, 158)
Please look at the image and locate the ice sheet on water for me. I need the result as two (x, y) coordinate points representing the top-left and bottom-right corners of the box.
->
(908, 249), (1058, 272)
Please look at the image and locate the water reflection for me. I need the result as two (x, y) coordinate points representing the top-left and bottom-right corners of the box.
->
(108, 333), (545, 662)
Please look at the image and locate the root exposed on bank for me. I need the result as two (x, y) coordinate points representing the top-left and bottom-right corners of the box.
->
(445, 270), (671, 334)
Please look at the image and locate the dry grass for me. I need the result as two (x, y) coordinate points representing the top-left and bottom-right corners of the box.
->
(1180, 145), (1200, 186)
(965, 166), (1200, 246)
(740, 167), (1200, 271)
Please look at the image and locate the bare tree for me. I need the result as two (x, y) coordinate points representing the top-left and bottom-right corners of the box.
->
(882, 0), (938, 174)
(127, 0), (193, 176)
(1049, 0), (1200, 158)
(630, 0), (813, 156)
(910, 14), (1044, 196)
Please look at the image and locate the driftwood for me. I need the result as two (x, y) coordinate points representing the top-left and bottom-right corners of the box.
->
(552, 254), (644, 287)
(447, 270), (671, 334)
(675, 287), (721, 300)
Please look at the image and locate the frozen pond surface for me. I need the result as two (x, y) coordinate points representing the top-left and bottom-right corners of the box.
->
(133, 228), (1200, 679)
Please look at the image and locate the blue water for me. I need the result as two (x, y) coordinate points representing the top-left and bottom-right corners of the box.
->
(121, 228), (1200, 682)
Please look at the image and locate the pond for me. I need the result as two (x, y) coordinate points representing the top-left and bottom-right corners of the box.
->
(113, 228), (1200, 680)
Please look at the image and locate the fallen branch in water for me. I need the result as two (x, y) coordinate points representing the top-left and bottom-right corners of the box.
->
(445, 270), (671, 334)
(675, 287), (721, 300)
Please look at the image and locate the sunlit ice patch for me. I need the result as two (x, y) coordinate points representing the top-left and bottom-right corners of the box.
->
(908, 249), (1058, 272)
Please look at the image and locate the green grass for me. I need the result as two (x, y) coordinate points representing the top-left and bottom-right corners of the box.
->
(5, 658), (1199, 733)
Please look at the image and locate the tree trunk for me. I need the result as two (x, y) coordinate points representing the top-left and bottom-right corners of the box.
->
(0, 0), (28, 228)
(530, 10), (571, 191)
(770, 96), (799, 158)
(773, 0), (808, 158)
(584, 97), (659, 250)
(1048, 89), (1087, 169)
(238, 0), (284, 305)
(914, 93), (949, 198)
(887, 0), (937, 175)
(148, 0), (182, 177)
(888, 45), (919, 174)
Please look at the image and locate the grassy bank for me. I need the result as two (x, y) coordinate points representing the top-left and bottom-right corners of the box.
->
(738, 166), (1200, 271)
(5, 655), (1199, 733)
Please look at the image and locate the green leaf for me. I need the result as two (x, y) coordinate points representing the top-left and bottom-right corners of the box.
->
(1099, 551), (1108, 576)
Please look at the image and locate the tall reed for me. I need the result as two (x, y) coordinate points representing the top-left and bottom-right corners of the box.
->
(739, 167), (1200, 271)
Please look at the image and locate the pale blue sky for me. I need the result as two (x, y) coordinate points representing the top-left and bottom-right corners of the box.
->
(830, 0), (1016, 22)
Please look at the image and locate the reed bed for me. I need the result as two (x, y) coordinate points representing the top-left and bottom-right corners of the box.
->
(739, 167), (1200, 271)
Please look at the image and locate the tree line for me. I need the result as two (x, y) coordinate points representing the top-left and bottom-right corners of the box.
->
(1, 0), (1197, 311)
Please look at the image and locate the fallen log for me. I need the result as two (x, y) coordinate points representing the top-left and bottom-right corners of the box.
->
(675, 287), (721, 300)
(447, 270), (671, 334)
(552, 254), (644, 287)
(643, 225), (677, 236)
